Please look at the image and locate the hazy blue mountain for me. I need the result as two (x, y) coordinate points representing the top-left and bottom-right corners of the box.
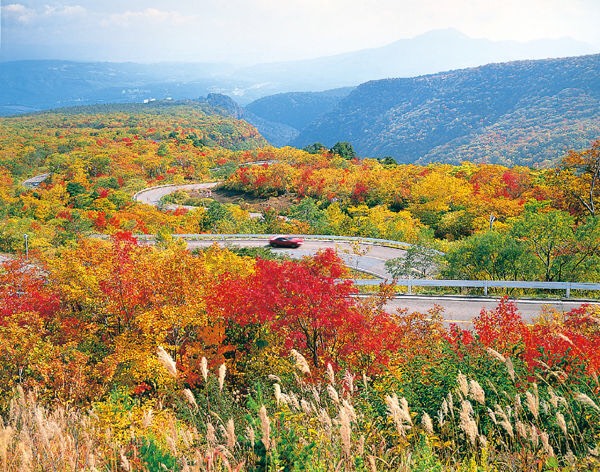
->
(293, 54), (600, 166)
(235, 29), (597, 93)
(1, 30), (596, 114)
(243, 88), (354, 145)
(0, 60), (244, 115)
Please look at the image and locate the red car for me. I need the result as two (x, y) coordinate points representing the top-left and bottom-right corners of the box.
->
(269, 235), (304, 248)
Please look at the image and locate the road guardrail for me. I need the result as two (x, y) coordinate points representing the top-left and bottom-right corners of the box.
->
(351, 278), (600, 298)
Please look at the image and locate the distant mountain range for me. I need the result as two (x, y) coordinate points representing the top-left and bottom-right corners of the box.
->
(236, 29), (596, 92)
(1, 29), (596, 115)
(251, 54), (598, 167)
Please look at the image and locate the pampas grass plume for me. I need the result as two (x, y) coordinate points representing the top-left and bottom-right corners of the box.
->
(290, 349), (311, 375)
(218, 364), (226, 392)
(157, 346), (177, 378)
(201, 357), (208, 382)
(259, 406), (271, 451)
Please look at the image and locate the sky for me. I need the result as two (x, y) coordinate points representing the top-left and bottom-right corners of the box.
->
(1, 0), (599, 64)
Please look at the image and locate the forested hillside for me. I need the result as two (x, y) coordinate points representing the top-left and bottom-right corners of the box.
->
(1, 103), (600, 470)
(293, 54), (600, 166)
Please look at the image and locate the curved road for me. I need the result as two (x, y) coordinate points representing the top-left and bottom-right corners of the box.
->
(133, 182), (219, 206)
(185, 237), (598, 324)
(134, 183), (599, 324)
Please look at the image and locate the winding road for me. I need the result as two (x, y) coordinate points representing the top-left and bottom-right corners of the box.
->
(134, 182), (600, 324)
(133, 182), (219, 206)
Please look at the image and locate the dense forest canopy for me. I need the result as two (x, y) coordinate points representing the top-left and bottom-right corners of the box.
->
(0, 104), (599, 470)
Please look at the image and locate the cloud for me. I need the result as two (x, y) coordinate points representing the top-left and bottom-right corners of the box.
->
(102, 8), (195, 28)
(1, 3), (36, 23)
(43, 5), (86, 17)
(1, 3), (86, 24)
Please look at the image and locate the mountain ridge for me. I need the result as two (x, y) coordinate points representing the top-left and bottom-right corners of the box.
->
(290, 54), (600, 166)
(1, 29), (596, 112)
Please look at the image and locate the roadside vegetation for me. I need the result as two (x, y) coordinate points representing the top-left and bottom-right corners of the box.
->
(1, 236), (599, 470)
(0, 107), (599, 469)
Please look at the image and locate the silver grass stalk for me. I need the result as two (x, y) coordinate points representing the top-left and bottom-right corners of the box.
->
(301, 399), (313, 415)
(206, 422), (217, 447)
(441, 399), (448, 417)
(201, 357), (208, 382)
(319, 408), (333, 436)
(530, 424), (539, 448)
(327, 363), (335, 385)
(469, 380), (485, 405)
(157, 346), (177, 378)
(342, 399), (357, 423)
(339, 407), (352, 458)
(327, 384), (340, 404)
(421, 412), (434, 434)
(259, 405), (271, 451)
(540, 431), (554, 456)
(312, 386), (321, 405)
(516, 421), (527, 439)
(486, 347), (506, 362)
(437, 410), (445, 429)
(290, 349), (311, 375)
(289, 392), (300, 410)
(487, 407), (497, 425)
(556, 333), (575, 346)
(218, 364), (227, 392)
(120, 449), (131, 471)
(548, 387), (559, 408)
(457, 372), (469, 397)
(525, 391), (539, 419)
(183, 389), (198, 410)
(575, 393), (600, 411)
(246, 426), (255, 446)
(344, 371), (356, 394)
(459, 400), (478, 445)
(274, 384), (282, 406)
(141, 408), (154, 428)
(385, 394), (412, 436)
(225, 419), (236, 450)
(495, 404), (514, 438)
(505, 357), (515, 382)
(447, 392), (454, 417)
(514, 394), (523, 415)
(556, 412), (567, 435)
(357, 435), (365, 456)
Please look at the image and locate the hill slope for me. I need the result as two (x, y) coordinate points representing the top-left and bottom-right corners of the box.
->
(1, 30), (596, 113)
(293, 54), (600, 165)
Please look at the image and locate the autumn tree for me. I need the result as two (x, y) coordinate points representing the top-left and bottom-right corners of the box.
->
(330, 141), (356, 160)
(385, 244), (441, 279)
(443, 231), (534, 281)
(209, 249), (396, 369)
(510, 206), (600, 282)
(557, 140), (600, 216)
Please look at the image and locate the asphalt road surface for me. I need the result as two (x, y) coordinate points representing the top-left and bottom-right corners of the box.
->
(383, 295), (597, 325)
(186, 237), (405, 279)
(133, 182), (218, 206)
(135, 184), (599, 324)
